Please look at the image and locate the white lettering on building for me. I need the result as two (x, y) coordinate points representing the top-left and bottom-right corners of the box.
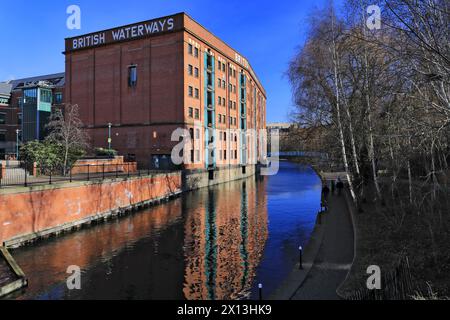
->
(108, 18), (174, 44)
(73, 33), (106, 50)
(71, 17), (175, 50)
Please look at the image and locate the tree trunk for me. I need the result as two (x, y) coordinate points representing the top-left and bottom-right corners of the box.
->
(330, 13), (357, 203)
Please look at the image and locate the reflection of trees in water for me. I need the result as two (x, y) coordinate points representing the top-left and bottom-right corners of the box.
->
(183, 179), (268, 300)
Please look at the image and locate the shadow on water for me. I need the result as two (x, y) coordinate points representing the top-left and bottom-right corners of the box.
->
(8, 161), (321, 300)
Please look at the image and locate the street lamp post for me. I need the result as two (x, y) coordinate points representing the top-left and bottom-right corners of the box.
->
(16, 129), (21, 160)
(108, 123), (112, 150)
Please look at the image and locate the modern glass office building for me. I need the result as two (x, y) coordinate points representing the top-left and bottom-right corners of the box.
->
(0, 74), (65, 159)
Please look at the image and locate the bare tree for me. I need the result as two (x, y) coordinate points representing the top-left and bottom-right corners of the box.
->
(46, 104), (89, 175)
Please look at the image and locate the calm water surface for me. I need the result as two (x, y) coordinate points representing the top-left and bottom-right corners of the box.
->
(9, 161), (321, 300)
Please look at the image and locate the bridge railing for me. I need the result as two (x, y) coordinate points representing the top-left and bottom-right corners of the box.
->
(267, 151), (329, 159)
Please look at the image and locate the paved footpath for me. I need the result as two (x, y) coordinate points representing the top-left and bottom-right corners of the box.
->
(291, 192), (354, 300)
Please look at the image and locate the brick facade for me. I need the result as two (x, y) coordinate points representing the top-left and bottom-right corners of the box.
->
(65, 13), (267, 169)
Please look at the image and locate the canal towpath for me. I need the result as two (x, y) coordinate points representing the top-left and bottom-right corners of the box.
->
(270, 179), (355, 300)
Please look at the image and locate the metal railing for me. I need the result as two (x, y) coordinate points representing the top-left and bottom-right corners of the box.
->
(345, 255), (416, 300)
(0, 162), (170, 188)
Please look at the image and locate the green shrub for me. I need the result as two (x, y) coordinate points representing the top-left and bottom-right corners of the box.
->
(94, 148), (117, 157)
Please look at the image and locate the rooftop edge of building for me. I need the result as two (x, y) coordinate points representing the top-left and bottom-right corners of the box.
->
(4, 73), (65, 91)
(64, 12), (266, 96)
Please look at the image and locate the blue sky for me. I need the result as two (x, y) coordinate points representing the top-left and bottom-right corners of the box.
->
(0, 0), (341, 123)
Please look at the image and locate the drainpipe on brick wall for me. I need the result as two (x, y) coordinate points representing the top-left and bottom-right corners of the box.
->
(0, 162), (5, 180)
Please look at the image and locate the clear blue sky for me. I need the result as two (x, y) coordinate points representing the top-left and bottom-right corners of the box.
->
(0, 0), (341, 123)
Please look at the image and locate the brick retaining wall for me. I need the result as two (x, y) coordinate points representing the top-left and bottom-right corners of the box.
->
(0, 172), (181, 247)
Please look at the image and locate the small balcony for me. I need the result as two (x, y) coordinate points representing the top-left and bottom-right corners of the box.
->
(207, 111), (213, 127)
(206, 55), (213, 71)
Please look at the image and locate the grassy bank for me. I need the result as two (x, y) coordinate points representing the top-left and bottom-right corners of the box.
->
(338, 182), (450, 300)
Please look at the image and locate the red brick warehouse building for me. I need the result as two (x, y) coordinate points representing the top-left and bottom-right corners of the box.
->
(64, 12), (267, 171)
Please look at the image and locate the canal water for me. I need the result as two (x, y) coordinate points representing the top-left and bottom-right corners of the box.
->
(9, 161), (321, 300)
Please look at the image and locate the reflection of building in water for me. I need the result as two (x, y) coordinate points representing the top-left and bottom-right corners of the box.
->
(183, 179), (268, 300)
(13, 199), (183, 300)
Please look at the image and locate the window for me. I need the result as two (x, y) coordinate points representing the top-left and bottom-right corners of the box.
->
(194, 67), (199, 78)
(218, 61), (221, 69)
(224, 150), (227, 160)
(233, 102), (236, 110)
(0, 113), (5, 125)
(195, 88), (199, 99)
(235, 150), (238, 159)
(0, 131), (5, 142)
(195, 150), (200, 162)
(219, 131), (223, 141)
(224, 132), (227, 141)
(194, 47), (199, 57)
(188, 86), (193, 97)
(222, 80), (226, 88)
(40, 89), (52, 103)
(17, 113), (22, 125)
(195, 108), (200, 119)
(233, 85), (236, 93)
(188, 107), (193, 118)
(54, 92), (63, 104)
(188, 64), (193, 75)
(229, 101), (232, 109)
(188, 44), (193, 55)
(233, 69), (236, 78)
(218, 78), (221, 88)
(229, 67), (232, 75)
(195, 129), (200, 139)
(128, 65), (138, 87)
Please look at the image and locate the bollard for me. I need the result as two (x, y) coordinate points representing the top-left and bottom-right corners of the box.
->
(299, 246), (303, 270)
(258, 283), (263, 301)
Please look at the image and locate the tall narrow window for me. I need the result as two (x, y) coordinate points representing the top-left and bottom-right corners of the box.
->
(54, 92), (63, 104)
(188, 44), (193, 55)
(128, 65), (137, 87)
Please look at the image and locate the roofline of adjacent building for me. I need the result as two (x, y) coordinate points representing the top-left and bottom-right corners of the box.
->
(6, 72), (65, 91)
